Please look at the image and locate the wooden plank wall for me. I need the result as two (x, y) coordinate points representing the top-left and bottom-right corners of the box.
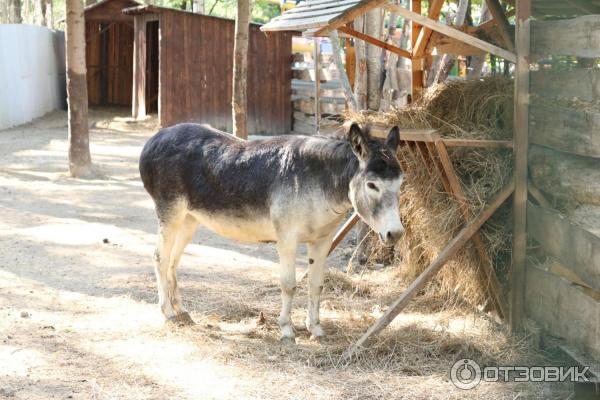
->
(525, 14), (600, 360)
(85, 21), (134, 106)
(158, 10), (293, 134)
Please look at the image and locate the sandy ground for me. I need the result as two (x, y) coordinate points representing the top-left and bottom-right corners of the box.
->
(0, 108), (573, 399)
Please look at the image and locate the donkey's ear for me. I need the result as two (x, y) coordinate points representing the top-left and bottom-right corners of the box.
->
(347, 123), (370, 161)
(386, 126), (400, 151)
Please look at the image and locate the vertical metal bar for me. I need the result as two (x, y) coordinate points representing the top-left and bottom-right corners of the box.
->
(510, 0), (531, 333)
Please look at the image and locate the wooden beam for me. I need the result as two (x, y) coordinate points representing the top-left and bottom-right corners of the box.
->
(477, 8), (515, 32)
(370, 127), (512, 148)
(531, 15), (600, 58)
(413, 0), (444, 57)
(529, 104), (600, 158)
(527, 180), (552, 209)
(527, 202), (600, 292)
(526, 264), (600, 361)
(338, 25), (412, 59)
(329, 212), (361, 256)
(509, 0), (530, 334)
(330, 30), (358, 111)
(429, 32), (488, 56)
(385, 2), (517, 63)
(435, 139), (505, 318)
(342, 179), (515, 361)
(530, 68), (600, 103)
(410, 0), (423, 101)
(484, 0), (514, 51)
(442, 138), (513, 149)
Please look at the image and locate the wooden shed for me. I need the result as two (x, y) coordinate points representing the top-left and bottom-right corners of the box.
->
(122, 5), (294, 135)
(84, 0), (139, 107)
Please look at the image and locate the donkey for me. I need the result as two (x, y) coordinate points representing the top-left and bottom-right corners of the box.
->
(139, 123), (405, 341)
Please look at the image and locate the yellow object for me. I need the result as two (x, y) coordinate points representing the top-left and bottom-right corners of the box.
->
(281, 1), (296, 11)
(292, 41), (313, 53)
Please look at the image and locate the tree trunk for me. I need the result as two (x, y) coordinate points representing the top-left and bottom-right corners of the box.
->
(353, 16), (367, 110)
(379, 12), (398, 111)
(365, 9), (383, 110)
(37, 0), (46, 26)
(66, 0), (92, 177)
(8, 0), (22, 23)
(193, 0), (204, 13)
(45, 0), (53, 28)
(433, 0), (470, 84)
(232, 0), (250, 139)
(467, 1), (489, 79)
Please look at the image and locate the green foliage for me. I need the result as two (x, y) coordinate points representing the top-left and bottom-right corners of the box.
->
(153, 0), (281, 23)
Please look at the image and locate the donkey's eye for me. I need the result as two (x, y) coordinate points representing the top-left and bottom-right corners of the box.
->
(367, 182), (379, 192)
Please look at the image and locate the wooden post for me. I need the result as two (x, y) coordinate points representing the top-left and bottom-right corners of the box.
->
(484, 0), (514, 51)
(313, 37), (321, 132)
(330, 30), (358, 111)
(132, 15), (147, 119)
(510, 0), (530, 334)
(342, 179), (515, 361)
(410, 0), (423, 101)
(435, 139), (506, 318)
(100, 23), (108, 105)
(329, 213), (361, 256)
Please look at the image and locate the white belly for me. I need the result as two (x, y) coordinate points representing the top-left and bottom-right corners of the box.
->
(188, 210), (277, 243)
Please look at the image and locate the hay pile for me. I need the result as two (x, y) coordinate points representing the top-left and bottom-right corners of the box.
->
(347, 76), (514, 309)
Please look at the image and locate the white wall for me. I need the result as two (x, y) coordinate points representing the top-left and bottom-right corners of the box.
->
(0, 24), (66, 130)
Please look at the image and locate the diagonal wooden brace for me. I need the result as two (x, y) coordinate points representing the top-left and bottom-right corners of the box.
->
(434, 139), (506, 319)
(341, 179), (515, 362)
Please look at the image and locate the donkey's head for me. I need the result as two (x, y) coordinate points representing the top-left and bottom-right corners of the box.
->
(347, 123), (404, 246)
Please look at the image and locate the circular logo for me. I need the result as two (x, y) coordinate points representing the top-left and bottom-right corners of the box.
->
(450, 358), (482, 390)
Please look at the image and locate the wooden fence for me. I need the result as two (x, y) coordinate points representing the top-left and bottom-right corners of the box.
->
(526, 14), (600, 361)
(291, 49), (346, 134)
(161, 11), (293, 134)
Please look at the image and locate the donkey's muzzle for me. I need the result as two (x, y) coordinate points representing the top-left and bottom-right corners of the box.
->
(382, 229), (405, 246)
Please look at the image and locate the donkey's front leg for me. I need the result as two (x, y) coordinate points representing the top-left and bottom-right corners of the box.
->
(276, 237), (298, 342)
(306, 238), (330, 339)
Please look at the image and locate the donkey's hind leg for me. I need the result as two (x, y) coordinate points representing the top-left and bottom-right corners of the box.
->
(166, 214), (199, 324)
(153, 201), (187, 322)
(276, 236), (299, 342)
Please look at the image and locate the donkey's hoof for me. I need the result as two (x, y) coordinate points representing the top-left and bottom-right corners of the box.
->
(308, 325), (325, 340)
(166, 312), (195, 327)
(280, 336), (296, 345)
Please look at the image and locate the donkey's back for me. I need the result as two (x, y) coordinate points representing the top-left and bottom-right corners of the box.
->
(139, 123), (352, 242)
(140, 123), (278, 215)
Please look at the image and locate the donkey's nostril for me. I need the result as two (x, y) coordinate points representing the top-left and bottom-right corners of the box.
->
(386, 231), (393, 241)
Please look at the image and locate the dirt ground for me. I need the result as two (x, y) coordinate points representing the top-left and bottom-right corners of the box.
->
(0, 109), (573, 399)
